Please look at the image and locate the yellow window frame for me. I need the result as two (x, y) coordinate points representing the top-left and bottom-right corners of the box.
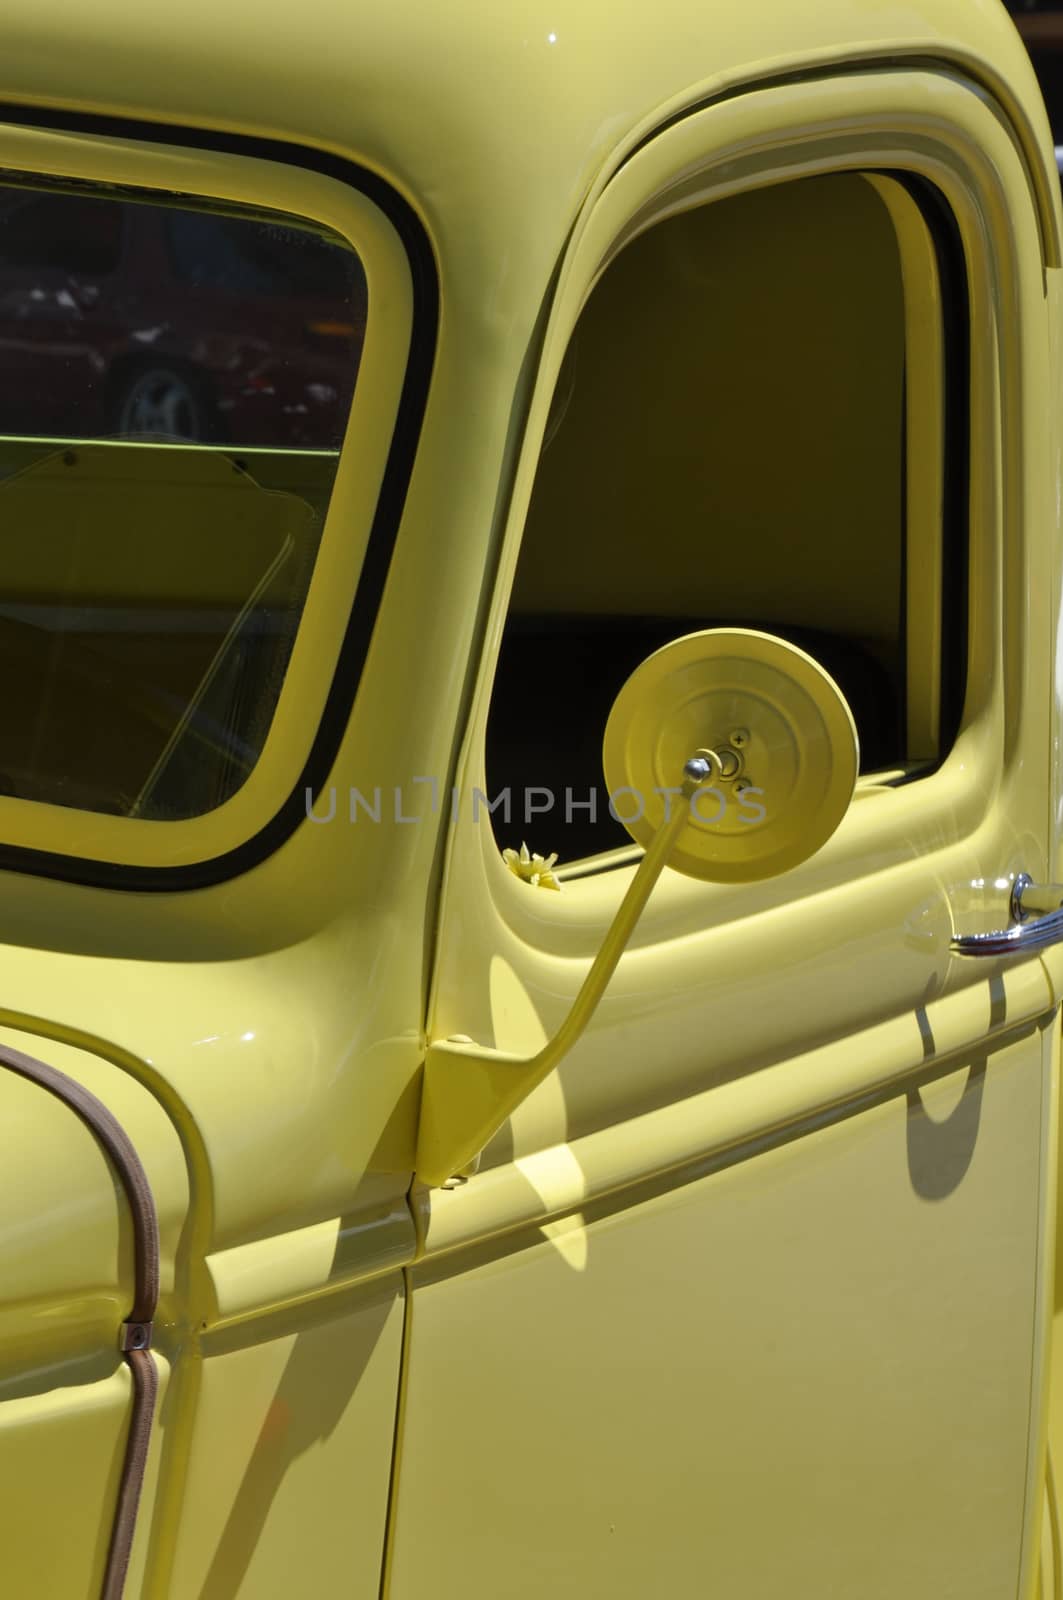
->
(0, 119), (414, 874)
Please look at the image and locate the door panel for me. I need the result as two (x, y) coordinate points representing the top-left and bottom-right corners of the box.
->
(5, 1360), (171, 1600)
(397, 73), (1060, 1598)
(2, 1375), (137, 1595)
(168, 1283), (405, 1599)
(391, 1028), (1049, 1599)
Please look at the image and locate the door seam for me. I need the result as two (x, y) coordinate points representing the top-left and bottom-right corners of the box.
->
(378, 1263), (414, 1600)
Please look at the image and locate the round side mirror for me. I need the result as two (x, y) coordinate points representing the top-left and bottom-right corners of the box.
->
(418, 628), (861, 1185)
(603, 628), (859, 882)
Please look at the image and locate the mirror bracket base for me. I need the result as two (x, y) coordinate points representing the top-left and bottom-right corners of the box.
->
(414, 770), (702, 1187)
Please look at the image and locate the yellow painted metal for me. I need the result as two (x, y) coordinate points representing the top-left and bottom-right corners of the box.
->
(0, 1029), (183, 1595)
(417, 763), (705, 1187)
(394, 1033), (1052, 1599)
(0, 1030), (187, 1376)
(167, 1284), (404, 1599)
(419, 630), (859, 1184)
(416, 956), (1057, 1262)
(0, 121), (411, 869)
(1023, 978), (1061, 1600)
(603, 628), (859, 882)
(1043, 154), (1063, 1600)
(425, 63), (1054, 1170)
(0, 2), (1050, 1598)
(402, 50), (1063, 1600)
(0, 1355), (171, 1599)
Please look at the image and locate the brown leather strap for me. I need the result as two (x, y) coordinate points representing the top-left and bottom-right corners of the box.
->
(0, 1042), (160, 1599)
(101, 1347), (159, 1600)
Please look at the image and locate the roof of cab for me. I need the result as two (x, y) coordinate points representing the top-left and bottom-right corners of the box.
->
(1, 0), (1058, 270)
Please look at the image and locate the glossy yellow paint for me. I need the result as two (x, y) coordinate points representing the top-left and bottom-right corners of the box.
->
(0, 1), (1053, 1598)
(403, 43), (1063, 1600)
(398, 1031), (1054, 1598)
(0, 122), (411, 870)
(423, 61), (1057, 1173)
(418, 762), (708, 1187)
(419, 630), (860, 1184)
(166, 1285), (405, 1598)
(601, 629), (860, 880)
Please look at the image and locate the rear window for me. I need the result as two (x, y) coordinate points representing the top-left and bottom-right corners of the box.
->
(0, 180), (366, 823)
(165, 210), (358, 300)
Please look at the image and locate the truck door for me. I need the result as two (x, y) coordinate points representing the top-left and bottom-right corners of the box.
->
(391, 71), (1063, 1598)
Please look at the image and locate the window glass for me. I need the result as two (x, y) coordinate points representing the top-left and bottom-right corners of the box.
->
(0, 192), (124, 275)
(0, 180), (367, 821)
(486, 172), (940, 864)
(165, 211), (356, 301)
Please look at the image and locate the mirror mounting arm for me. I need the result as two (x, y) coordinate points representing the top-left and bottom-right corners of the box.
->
(414, 761), (709, 1188)
(415, 628), (859, 1188)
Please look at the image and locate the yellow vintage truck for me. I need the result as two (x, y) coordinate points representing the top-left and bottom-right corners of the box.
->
(1, 0), (1062, 1595)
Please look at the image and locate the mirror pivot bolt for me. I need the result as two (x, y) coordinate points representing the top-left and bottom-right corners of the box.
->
(694, 745), (742, 781)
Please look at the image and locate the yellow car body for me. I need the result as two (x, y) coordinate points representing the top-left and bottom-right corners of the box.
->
(0, 1), (1061, 1596)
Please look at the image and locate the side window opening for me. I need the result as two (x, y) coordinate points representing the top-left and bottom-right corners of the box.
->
(485, 171), (957, 867)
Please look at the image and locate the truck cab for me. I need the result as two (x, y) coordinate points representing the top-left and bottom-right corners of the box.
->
(0, 3), (1061, 1596)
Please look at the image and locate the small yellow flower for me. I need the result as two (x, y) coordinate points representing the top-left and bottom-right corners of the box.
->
(501, 840), (561, 891)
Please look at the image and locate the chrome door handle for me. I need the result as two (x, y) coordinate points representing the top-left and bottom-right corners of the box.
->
(951, 874), (1063, 956)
